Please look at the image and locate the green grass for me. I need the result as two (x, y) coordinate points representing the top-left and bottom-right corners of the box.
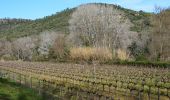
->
(0, 78), (42, 100)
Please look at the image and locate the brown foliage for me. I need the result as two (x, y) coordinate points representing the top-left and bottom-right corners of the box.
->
(51, 34), (69, 60)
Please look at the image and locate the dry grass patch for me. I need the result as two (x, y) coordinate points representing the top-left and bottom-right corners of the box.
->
(117, 49), (130, 60)
(70, 47), (113, 61)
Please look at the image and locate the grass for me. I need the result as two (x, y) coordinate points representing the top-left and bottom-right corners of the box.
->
(0, 78), (42, 100)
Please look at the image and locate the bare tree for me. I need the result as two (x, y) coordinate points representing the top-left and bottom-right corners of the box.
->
(50, 34), (68, 60)
(38, 31), (59, 55)
(12, 37), (35, 60)
(150, 6), (170, 61)
(69, 4), (137, 53)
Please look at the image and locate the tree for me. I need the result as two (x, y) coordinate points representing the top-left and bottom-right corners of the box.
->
(69, 4), (137, 53)
(150, 7), (170, 61)
(11, 37), (35, 60)
(49, 34), (69, 60)
(38, 31), (59, 56)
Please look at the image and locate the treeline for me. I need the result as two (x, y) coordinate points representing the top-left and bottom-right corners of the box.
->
(0, 18), (31, 24)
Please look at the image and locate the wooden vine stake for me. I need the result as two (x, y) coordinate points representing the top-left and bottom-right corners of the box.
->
(30, 77), (32, 88)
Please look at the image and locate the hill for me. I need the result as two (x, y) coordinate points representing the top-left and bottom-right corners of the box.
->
(2, 3), (168, 62)
(0, 3), (150, 40)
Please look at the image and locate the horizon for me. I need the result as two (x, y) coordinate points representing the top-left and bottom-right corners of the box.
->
(0, 0), (170, 20)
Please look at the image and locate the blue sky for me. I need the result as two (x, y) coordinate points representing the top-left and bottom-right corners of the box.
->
(0, 0), (170, 19)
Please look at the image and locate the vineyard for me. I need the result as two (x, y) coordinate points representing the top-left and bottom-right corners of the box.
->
(0, 61), (169, 100)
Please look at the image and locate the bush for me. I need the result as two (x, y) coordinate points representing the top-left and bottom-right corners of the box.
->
(70, 47), (113, 62)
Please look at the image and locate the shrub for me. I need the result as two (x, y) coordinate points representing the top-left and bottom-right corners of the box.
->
(135, 55), (148, 61)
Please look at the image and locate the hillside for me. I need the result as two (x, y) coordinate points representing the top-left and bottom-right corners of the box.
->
(0, 8), (75, 40)
(1, 3), (169, 62)
(0, 18), (31, 33)
(0, 3), (150, 40)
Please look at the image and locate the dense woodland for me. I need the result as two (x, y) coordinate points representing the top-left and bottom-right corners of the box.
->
(0, 3), (169, 63)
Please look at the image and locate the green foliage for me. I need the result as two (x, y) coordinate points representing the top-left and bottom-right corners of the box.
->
(0, 8), (75, 39)
(164, 83), (170, 89)
(144, 85), (149, 92)
(123, 9), (151, 32)
(135, 55), (148, 61)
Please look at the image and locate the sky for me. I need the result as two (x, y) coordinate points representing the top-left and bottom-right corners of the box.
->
(0, 0), (170, 19)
